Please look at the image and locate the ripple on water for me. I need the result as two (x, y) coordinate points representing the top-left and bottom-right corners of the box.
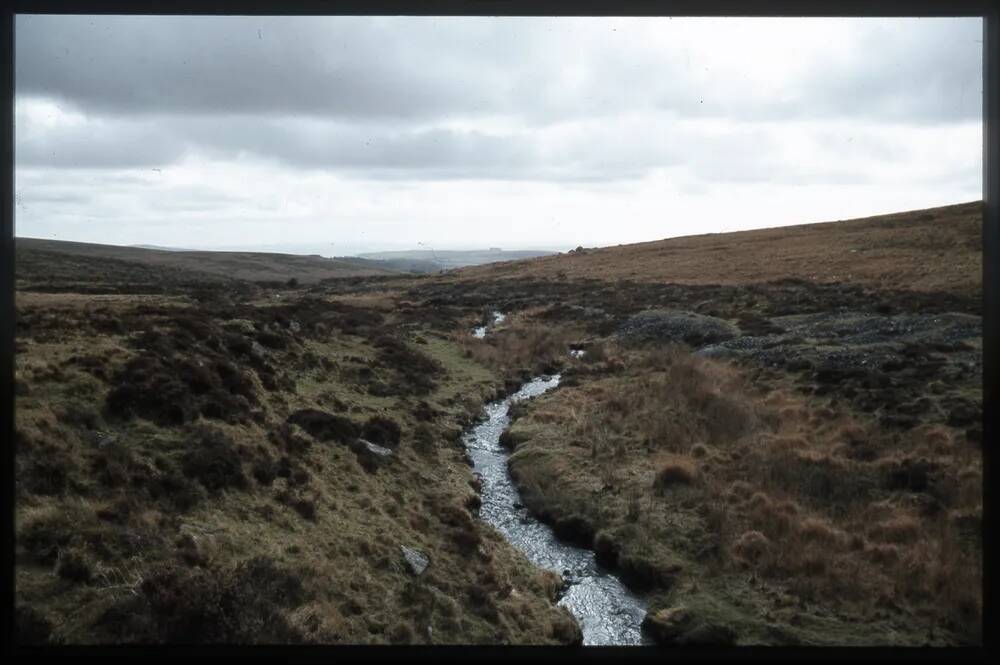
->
(463, 374), (650, 646)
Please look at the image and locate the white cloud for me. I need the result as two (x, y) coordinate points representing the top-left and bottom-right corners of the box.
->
(14, 16), (983, 252)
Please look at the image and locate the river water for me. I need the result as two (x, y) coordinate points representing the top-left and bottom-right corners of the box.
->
(472, 311), (507, 339)
(462, 374), (650, 645)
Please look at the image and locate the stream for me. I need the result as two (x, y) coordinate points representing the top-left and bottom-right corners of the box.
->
(472, 311), (507, 338)
(462, 374), (650, 645)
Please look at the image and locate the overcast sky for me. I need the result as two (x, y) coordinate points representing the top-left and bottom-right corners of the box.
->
(14, 15), (983, 255)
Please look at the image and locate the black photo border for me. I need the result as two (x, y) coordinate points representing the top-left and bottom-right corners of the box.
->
(2, 1), (996, 662)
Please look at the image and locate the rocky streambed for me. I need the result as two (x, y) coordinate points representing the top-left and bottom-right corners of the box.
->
(463, 374), (650, 645)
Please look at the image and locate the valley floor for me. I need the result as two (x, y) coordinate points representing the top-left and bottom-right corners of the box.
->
(14, 202), (983, 645)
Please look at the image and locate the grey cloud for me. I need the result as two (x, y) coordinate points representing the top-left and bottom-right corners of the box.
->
(17, 117), (187, 168)
(645, 20), (982, 125)
(13, 15), (981, 200)
(15, 15), (511, 121)
(13, 106), (902, 186)
(22, 190), (91, 205)
(16, 15), (982, 127)
(799, 19), (982, 124)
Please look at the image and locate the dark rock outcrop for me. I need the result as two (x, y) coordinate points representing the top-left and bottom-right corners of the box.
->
(618, 310), (738, 347)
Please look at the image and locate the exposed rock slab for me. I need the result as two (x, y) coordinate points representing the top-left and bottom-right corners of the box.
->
(400, 545), (429, 576)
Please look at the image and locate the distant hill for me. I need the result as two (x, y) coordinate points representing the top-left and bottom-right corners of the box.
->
(356, 249), (556, 271)
(130, 244), (194, 252)
(334, 255), (443, 274)
(16, 238), (402, 286)
(456, 201), (982, 296)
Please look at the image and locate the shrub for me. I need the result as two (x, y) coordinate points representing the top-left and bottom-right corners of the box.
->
(19, 509), (81, 565)
(388, 621), (415, 644)
(748, 493), (801, 537)
(269, 423), (312, 455)
(362, 415), (402, 448)
(149, 467), (207, 512)
(732, 530), (771, 566)
(21, 453), (71, 496)
(881, 456), (937, 494)
(373, 335), (443, 396)
(106, 348), (259, 426)
(412, 423), (436, 456)
(550, 612), (583, 645)
(865, 543), (901, 565)
(626, 493), (642, 522)
(56, 547), (94, 584)
(256, 330), (289, 350)
(114, 556), (309, 643)
(764, 450), (877, 510)
(552, 515), (596, 547)
(59, 399), (102, 430)
(868, 515), (922, 544)
(277, 490), (318, 521)
(16, 606), (53, 644)
(182, 428), (247, 492)
(461, 323), (574, 376)
(105, 355), (197, 425)
(593, 530), (621, 567)
(252, 455), (278, 485)
(797, 517), (847, 546)
(700, 392), (752, 444)
(617, 551), (681, 590)
(287, 409), (359, 443)
(582, 343), (608, 364)
(414, 401), (438, 422)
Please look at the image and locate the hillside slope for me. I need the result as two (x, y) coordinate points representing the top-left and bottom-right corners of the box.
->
(14, 253), (580, 645)
(459, 201), (982, 296)
(16, 238), (399, 286)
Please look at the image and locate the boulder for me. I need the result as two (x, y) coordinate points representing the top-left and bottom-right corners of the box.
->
(400, 545), (429, 576)
(249, 340), (269, 363)
(641, 606), (692, 643)
(642, 606), (737, 645)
